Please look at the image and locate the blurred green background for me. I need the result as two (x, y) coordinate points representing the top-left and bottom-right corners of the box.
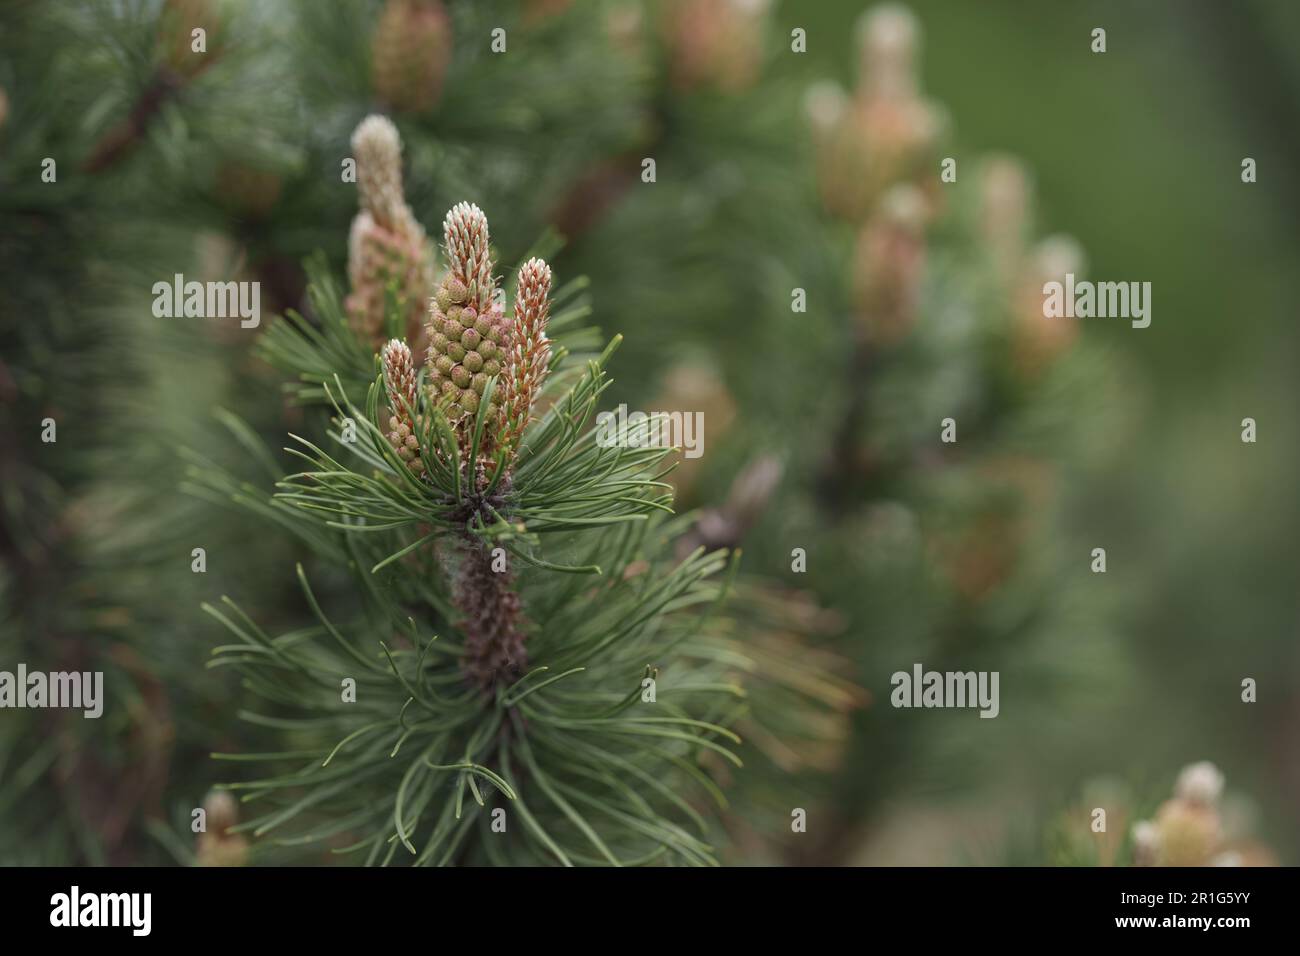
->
(772, 0), (1298, 861)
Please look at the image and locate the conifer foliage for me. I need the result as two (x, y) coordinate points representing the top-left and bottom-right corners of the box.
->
(195, 119), (794, 865)
(346, 116), (436, 352)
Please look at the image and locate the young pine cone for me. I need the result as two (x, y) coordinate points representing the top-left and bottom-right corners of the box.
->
(1131, 761), (1234, 867)
(979, 154), (1033, 283)
(424, 203), (512, 441)
(661, 0), (770, 93)
(345, 115), (435, 352)
(371, 0), (452, 114)
(425, 274), (511, 432)
(1012, 234), (1084, 377)
(852, 183), (928, 346)
(809, 5), (944, 222)
(347, 219), (434, 351)
(157, 0), (225, 79)
(381, 339), (424, 473)
(195, 790), (249, 868)
(499, 257), (553, 455)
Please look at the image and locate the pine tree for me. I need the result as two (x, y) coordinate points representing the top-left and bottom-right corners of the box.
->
(6, 0), (1220, 870)
(188, 111), (852, 862)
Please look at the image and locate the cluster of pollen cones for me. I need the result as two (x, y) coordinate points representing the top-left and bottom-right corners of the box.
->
(346, 117), (553, 475)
